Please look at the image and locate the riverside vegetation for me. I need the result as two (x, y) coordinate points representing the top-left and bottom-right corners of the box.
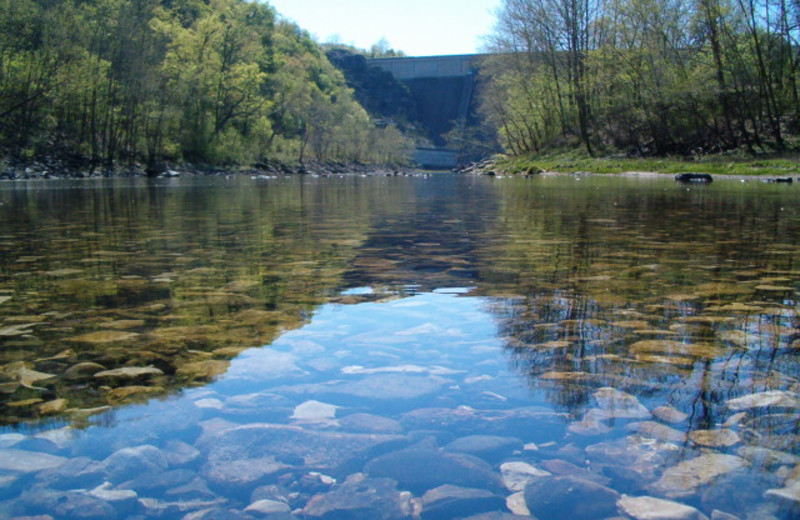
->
(481, 0), (800, 164)
(0, 0), (412, 175)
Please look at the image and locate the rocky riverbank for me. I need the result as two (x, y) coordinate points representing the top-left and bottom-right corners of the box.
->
(0, 156), (406, 180)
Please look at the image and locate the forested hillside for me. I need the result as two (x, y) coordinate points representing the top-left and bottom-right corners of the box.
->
(484, 0), (800, 157)
(0, 0), (411, 172)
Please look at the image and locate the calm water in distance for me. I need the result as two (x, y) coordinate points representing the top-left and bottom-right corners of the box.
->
(0, 173), (799, 519)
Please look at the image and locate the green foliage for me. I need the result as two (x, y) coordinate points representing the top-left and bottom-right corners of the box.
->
(486, 0), (800, 158)
(494, 151), (800, 176)
(0, 0), (409, 168)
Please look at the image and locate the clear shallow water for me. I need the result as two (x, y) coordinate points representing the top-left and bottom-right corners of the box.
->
(0, 174), (799, 519)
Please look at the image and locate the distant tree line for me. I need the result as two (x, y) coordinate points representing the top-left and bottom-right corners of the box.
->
(484, 0), (800, 156)
(0, 0), (412, 170)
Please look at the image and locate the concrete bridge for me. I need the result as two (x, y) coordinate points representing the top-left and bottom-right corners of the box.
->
(369, 54), (486, 169)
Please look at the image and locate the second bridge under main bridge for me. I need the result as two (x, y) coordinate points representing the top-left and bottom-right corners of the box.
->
(368, 54), (486, 169)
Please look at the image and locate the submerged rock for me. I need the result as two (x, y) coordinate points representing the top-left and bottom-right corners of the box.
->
(524, 476), (620, 519)
(93, 366), (164, 380)
(339, 413), (404, 434)
(201, 423), (402, 489)
(63, 362), (107, 381)
(726, 391), (800, 411)
(618, 494), (709, 520)
(420, 484), (506, 520)
(650, 454), (749, 497)
(101, 444), (168, 483)
(66, 330), (140, 344)
(593, 387), (651, 419)
(653, 406), (689, 424)
(626, 421), (687, 442)
(365, 448), (503, 494)
(0, 448), (67, 473)
(443, 435), (523, 462)
(499, 461), (551, 492)
(689, 429), (741, 448)
(302, 473), (413, 520)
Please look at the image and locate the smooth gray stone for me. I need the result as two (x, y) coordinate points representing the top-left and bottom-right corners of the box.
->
(420, 484), (506, 520)
(524, 476), (620, 520)
(302, 473), (412, 520)
(365, 448), (504, 494)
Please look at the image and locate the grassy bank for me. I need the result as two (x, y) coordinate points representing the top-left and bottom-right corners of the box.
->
(491, 152), (800, 177)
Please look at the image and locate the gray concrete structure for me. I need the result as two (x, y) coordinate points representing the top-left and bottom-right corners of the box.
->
(370, 55), (486, 169)
(370, 54), (483, 79)
(413, 148), (460, 169)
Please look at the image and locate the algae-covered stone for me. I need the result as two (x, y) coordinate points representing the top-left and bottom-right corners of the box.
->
(66, 330), (140, 344)
(64, 362), (107, 381)
(107, 385), (165, 404)
(175, 360), (229, 381)
(39, 398), (68, 415)
(94, 366), (164, 380)
(689, 429), (741, 448)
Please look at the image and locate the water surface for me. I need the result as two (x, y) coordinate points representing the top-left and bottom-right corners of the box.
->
(0, 174), (799, 519)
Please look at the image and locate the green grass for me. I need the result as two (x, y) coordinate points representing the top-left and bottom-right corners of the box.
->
(492, 151), (800, 177)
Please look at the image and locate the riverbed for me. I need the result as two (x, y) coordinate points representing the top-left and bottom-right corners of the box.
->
(0, 173), (798, 519)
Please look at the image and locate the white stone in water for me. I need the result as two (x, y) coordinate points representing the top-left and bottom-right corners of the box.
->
(0, 433), (25, 448)
(89, 482), (138, 503)
(245, 499), (292, 515)
(93, 366), (164, 379)
(194, 398), (224, 410)
(726, 390), (800, 411)
(506, 492), (531, 516)
(618, 494), (710, 520)
(765, 480), (800, 504)
(0, 449), (67, 472)
(500, 461), (551, 492)
(291, 400), (338, 421)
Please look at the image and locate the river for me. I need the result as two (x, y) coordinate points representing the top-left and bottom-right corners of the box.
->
(0, 173), (798, 519)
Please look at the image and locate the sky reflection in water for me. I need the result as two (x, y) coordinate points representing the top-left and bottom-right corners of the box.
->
(0, 174), (799, 519)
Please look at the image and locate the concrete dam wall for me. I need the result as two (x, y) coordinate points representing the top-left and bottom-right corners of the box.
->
(370, 55), (484, 169)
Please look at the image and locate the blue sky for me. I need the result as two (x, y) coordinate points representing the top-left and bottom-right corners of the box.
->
(266, 0), (500, 56)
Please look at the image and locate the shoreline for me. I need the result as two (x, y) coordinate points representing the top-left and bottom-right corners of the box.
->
(0, 157), (410, 181)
